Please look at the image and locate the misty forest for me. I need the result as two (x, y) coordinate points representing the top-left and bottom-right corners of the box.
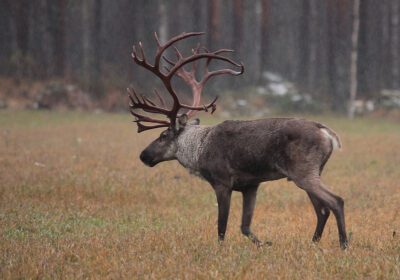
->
(1, 0), (400, 117)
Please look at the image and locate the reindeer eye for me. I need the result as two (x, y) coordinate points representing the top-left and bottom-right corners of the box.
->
(159, 132), (168, 141)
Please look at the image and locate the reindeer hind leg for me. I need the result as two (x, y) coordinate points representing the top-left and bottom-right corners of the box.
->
(307, 192), (330, 242)
(294, 175), (348, 249)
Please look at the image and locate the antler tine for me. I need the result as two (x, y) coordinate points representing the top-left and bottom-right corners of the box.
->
(191, 43), (202, 74)
(154, 89), (166, 108)
(127, 87), (138, 104)
(132, 44), (154, 73)
(129, 91), (170, 133)
(142, 95), (157, 106)
(131, 46), (139, 61)
(175, 44), (202, 81)
(163, 65), (172, 73)
(173, 46), (184, 59)
(130, 109), (169, 133)
(183, 96), (219, 117)
(200, 64), (244, 88)
(205, 49), (234, 68)
(162, 55), (176, 66)
(214, 49), (234, 55)
(164, 47), (198, 84)
(163, 44), (201, 75)
(136, 123), (170, 133)
(200, 49), (244, 85)
(154, 32), (161, 47)
(128, 87), (170, 115)
(138, 42), (146, 62)
(168, 52), (243, 78)
(130, 110), (169, 124)
(154, 32), (205, 69)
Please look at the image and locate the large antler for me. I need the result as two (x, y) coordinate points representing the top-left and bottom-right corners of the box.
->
(129, 32), (244, 132)
(167, 47), (244, 117)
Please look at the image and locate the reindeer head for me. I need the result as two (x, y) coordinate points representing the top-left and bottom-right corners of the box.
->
(129, 32), (243, 167)
(139, 114), (193, 167)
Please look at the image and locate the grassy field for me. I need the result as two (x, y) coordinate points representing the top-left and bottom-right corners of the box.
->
(0, 110), (399, 279)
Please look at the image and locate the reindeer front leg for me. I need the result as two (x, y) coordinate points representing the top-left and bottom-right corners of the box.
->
(214, 185), (232, 242)
(241, 185), (263, 246)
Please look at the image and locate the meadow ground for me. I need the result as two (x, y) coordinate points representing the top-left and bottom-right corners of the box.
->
(0, 110), (399, 279)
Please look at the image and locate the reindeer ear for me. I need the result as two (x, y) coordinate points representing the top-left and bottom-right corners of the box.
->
(176, 114), (188, 130)
(188, 118), (200, 125)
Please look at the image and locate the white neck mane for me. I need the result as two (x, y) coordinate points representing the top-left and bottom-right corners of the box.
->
(176, 125), (211, 173)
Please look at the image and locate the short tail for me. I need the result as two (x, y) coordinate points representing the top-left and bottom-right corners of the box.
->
(318, 124), (342, 150)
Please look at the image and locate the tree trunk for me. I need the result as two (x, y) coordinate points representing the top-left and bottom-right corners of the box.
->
(36, 0), (51, 79)
(232, 0), (243, 55)
(390, 0), (400, 89)
(348, 0), (360, 118)
(92, 0), (103, 97)
(300, 0), (318, 94)
(381, 0), (390, 89)
(14, 0), (30, 56)
(0, 0), (13, 75)
(11, 0), (31, 80)
(327, 0), (352, 112)
(192, 0), (201, 32)
(82, 0), (92, 91)
(260, 0), (269, 79)
(81, 0), (103, 97)
(158, 1), (168, 44)
(54, 0), (66, 77)
(207, 0), (220, 49)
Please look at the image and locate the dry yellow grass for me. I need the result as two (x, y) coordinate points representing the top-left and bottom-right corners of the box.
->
(0, 110), (399, 279)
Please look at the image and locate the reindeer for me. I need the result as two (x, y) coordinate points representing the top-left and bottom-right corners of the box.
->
(128, 32), (348, 249)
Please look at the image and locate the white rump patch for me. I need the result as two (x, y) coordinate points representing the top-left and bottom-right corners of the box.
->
(320, 128), (341, 150)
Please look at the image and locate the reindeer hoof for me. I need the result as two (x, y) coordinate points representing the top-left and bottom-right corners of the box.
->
(255, 240), (272, 248)
(262, 240), (273, 247)
(340, 241), (349, 250)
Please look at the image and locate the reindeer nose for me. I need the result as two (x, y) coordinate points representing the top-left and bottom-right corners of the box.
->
(140, 151), (152, 165)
